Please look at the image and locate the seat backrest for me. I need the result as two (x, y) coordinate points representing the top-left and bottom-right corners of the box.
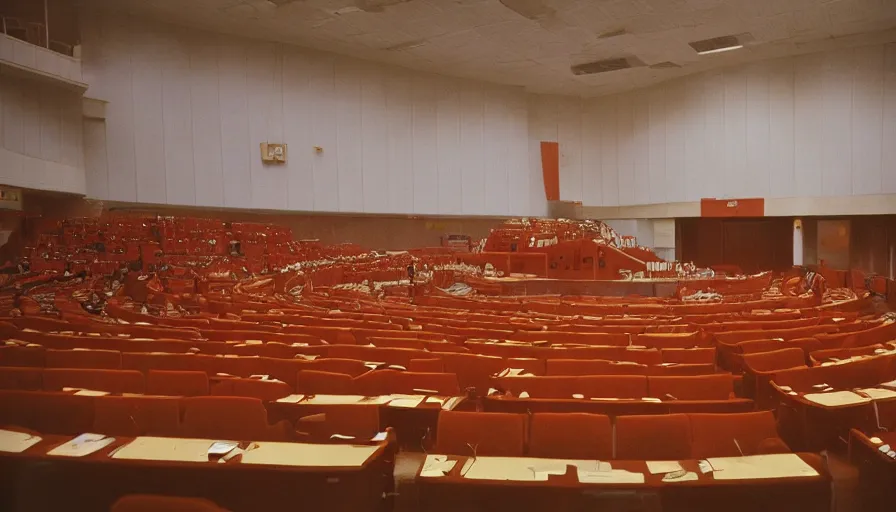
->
(577, 375), (648, 399)
(43, 368), (145, 394)
(0, 366), (43, 390)
(93, 395), (181, 437)
(408, 358), (444, 373)
(121, 352), (198, 373)
(742, 348), (806, 374)
(494, 376), (576, 398)
(545, 359), (614, 376)
(648, 374), (733, 400)
(180, 396), (271, 440)
(30, 392), (96, 435)
(529, 413), (612, 460)
(111, 495), (229, 512)
(688, 411), (782, 458)
(615, 414), (692, 460)
(435, 411), (525, 457)
(294, 403), (380, 439)
(147, 370), (209, 397)
(661, 348), (716, 365)
(212, 378), (293, 401)
(0, 345), (46, 367)
(45, 348), (122, 369)
(311, 358), (370, 377)
(296, 370), (355, 395)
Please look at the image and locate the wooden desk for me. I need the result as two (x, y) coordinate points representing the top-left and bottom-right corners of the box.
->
(0, 432), (393, 512)
(415, 452), (829, 512)
(848, 429), (896, 512)
(481, 396), (754, 416)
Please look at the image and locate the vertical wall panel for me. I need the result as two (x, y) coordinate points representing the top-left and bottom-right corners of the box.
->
(647, 89), (666, 203)
(631, 90), (651, 205)
(615, 94), (635, 206)
(821, 49), (854, 196)
(883, 43), (896, 194)
(308, 53), (339, 212)
(360, 63), (389, 214)
(385, 70), (414, 214)
(190, 36), (225, 207)
(411, 74), (439, 215)
(460, 84), (485, 215)
(38, 89), (62, 165)
(702, 73), (725, 199)
(793, 53), (825, 197)
(482, 88), (510, 215)
(507, 93), (531, 216)
(599, 100), (619, 207)
(283, 51), (315, 211)
(723, 69), (748, 198)
(580, 100), (602, 206)
(663, 80), (687, 203)
(247, 43), (288, 211)
(436, 79), (462, 214)
(131, 32), (167, 204)
(682, 77), (706, 201)
(335, 58), (364, 212)
(557, 97), (583, 202)
(2, 77), (23, 154)
(745, 64), (771, 198)
(850, 45), (884, 196)
(162, 31), (196, 206)
(101, 18), (137, 201)
(768, 58), (796, 198)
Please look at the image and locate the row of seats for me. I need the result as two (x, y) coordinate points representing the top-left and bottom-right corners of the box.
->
(0, 365), (461, 397)
(434, 410), (787, 460)
(490, 373), (735, 400)
(0, 391), (296, 440)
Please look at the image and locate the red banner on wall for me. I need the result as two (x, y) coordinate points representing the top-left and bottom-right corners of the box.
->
(540, 141), (560, 201)
(700, 198), (765, 217)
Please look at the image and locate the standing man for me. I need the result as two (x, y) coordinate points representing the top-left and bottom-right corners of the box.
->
(407, 263), (416, 302)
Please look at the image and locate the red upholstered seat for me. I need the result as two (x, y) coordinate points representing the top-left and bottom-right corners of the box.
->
(615, 414), (692, 460)
(147, 370), (209, 396)
(111, 495), (230, 512)
(296, 370), (355, 395)
(31, 392), (96, 435)
(529, 413), (612, 460)
(742, 347), (807, 406)
(93, 395), (181, 436)
(648, 374), (734, 400)
(122, 352), (198, 373)
(408, 358), (444, 373)
(311, 358), (370, 377)
(0, 366), (43, 390)
(354, 370), (460, 396)
(435, 411), (525, 457)
(212, 378), (292, 401)
(0, 345), (46, 367)
(180, 396), (283, 440)
(495, 376), (576, 398)
(688, 411), (785, 458)
(45, 348), (122, 369)
(43, 368), (145, 394)
(661, 348), (716, 364)
(578, 375), (648, 399)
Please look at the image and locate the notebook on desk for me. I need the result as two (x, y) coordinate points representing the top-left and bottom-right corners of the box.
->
(706, 453), (819, 480)
(0, 429), (42, 453)
(239, 442), (379, 468)
(111, 437), (218, 463)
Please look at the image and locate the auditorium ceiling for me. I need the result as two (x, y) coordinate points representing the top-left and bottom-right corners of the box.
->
(95, 0), (895, 95)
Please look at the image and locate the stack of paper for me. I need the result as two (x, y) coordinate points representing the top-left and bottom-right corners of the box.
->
(0, 430), (42, 453)
(275, 394), (305, 403)
(441, 396), (464, 411)
(386, 395), (425, 408)
(47, 433), (116, 457)
(645, 461), (683, 475)
(578, 469), (645, 484)
(420, 455), (457, 477)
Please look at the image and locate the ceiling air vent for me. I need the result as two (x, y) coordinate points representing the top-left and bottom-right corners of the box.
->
(571, 57), (639, 76)
(689, 34), (751, 55)
(649, 61), (681, 69)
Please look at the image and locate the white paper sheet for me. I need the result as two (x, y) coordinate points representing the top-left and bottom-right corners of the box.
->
(47, 434), (115, 457)
(462, 457), (614, 482)
(387, 397), (425, 408)
(662, 471), (698, 482)
(442, 396), (464, 411)
(425, 396), (446, 406)
(275, 394), (305, 403)
(646, 461), (684, 475)
(74, 389), (110, 397)
(857, 388), (896, 400)
(239, 442), (379, 467)
(707, 453), (820, 480)
(803, 391), (871, 407)
(301, 395), (368, 405)
(111, 437), (217, 462)
(420, 454), (458, 477)
(0, 430), (41, 453)
(578, 469), (646, 484)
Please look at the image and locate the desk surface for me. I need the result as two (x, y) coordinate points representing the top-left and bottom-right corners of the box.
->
(417, 452), (825, 487)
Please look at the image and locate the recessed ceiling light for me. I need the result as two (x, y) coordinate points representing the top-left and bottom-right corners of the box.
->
(689, 34), (750, 55)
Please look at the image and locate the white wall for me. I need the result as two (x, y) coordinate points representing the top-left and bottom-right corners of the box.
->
(0, 75), (85, 194)
(530, 43), (896, 207)
(80, 11), (545, 217)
